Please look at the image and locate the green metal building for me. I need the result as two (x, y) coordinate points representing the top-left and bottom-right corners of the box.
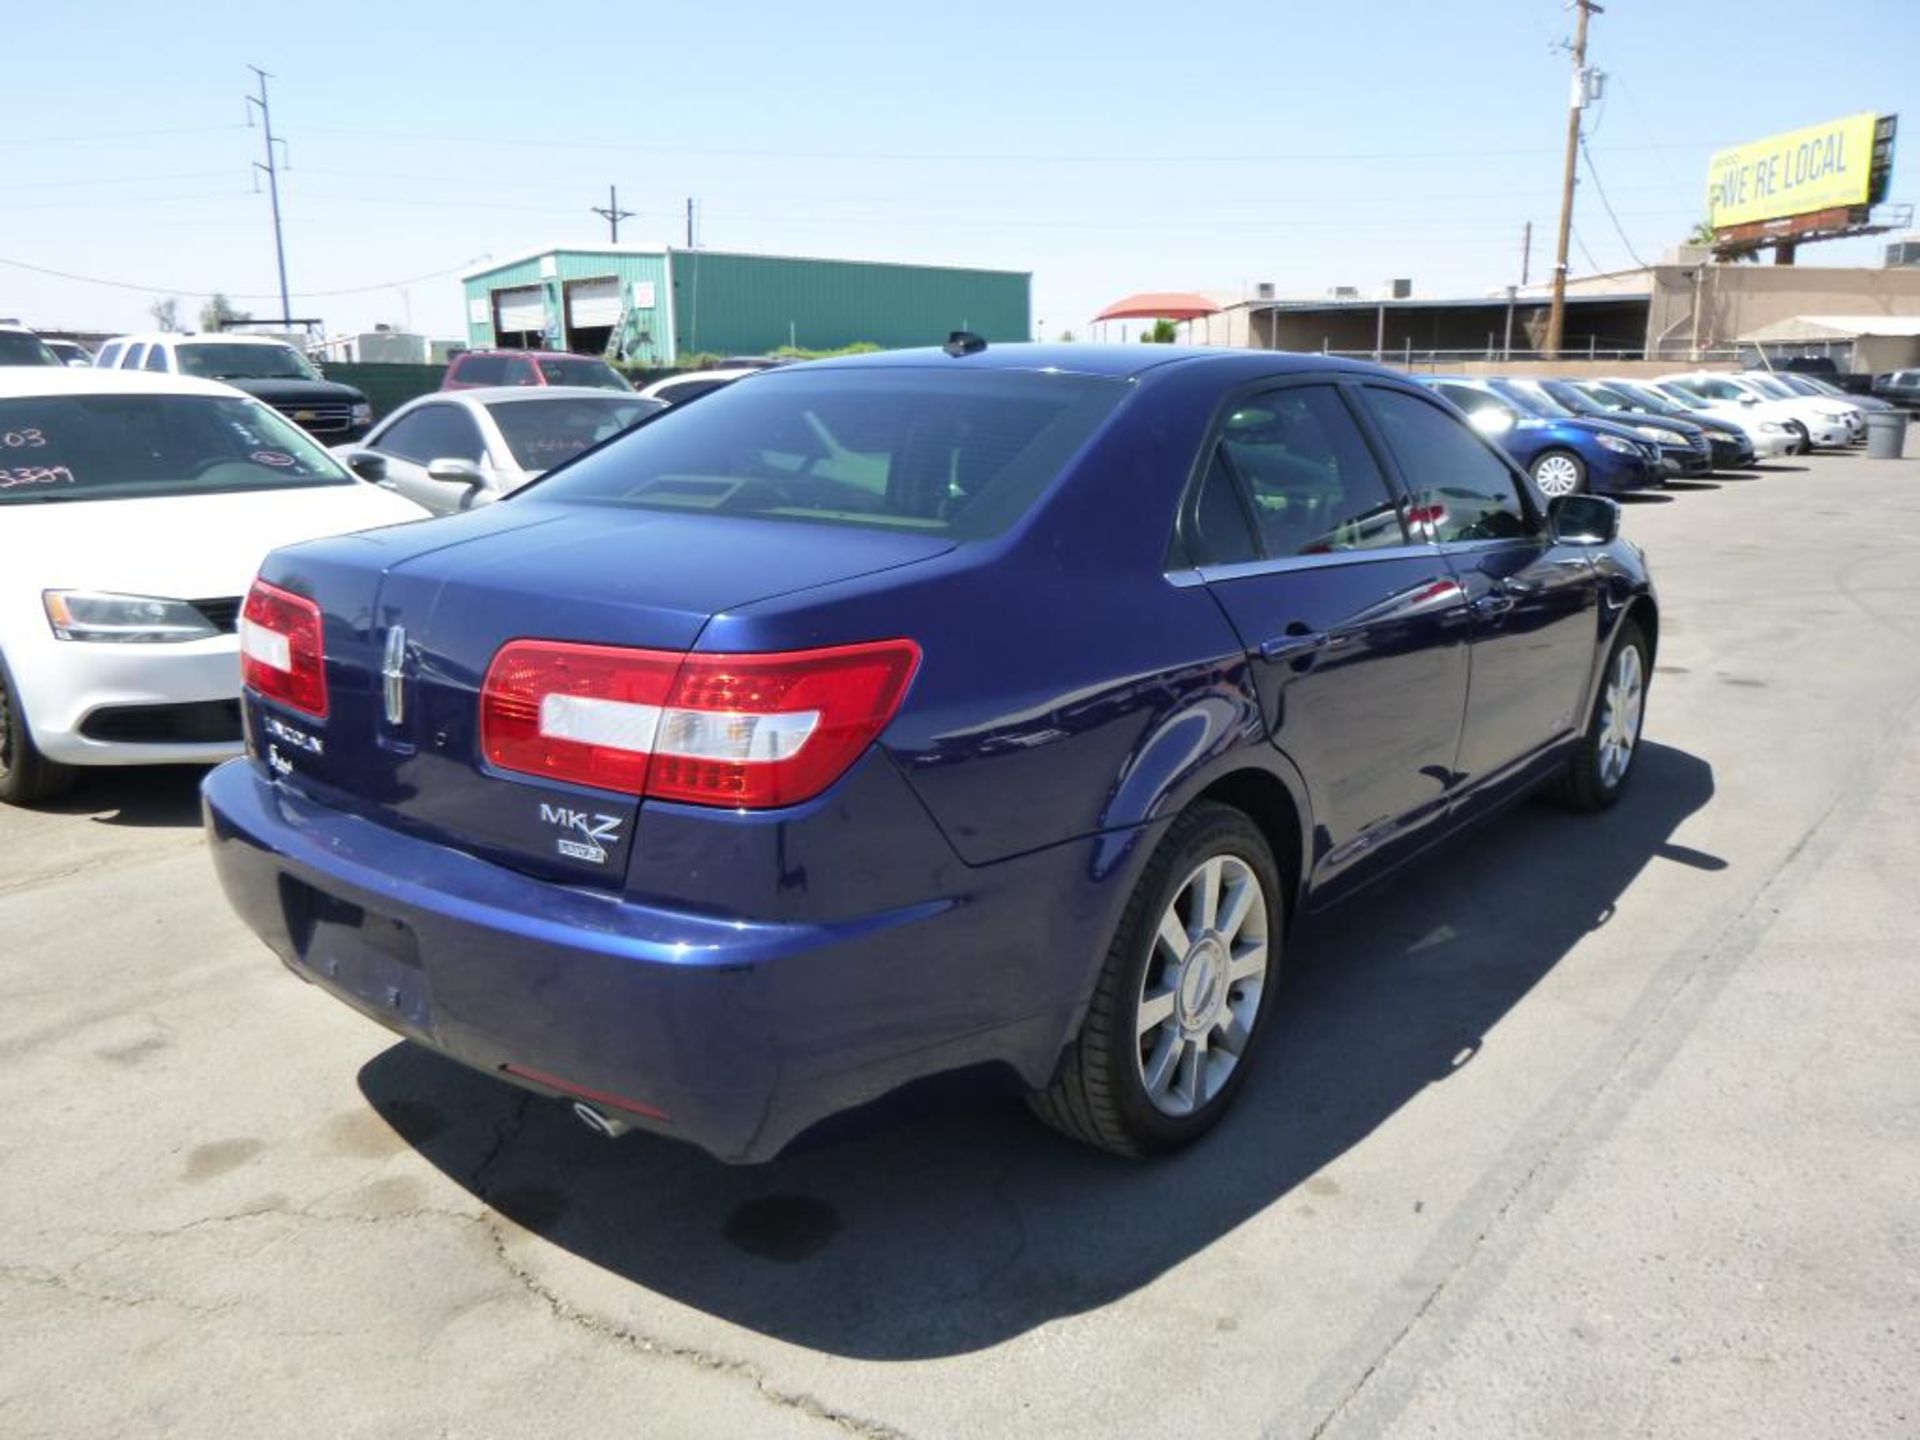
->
(458, 245), (1030, 365)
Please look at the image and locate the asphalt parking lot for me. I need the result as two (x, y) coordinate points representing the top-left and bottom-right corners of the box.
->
(4, 450), (1918, 1439)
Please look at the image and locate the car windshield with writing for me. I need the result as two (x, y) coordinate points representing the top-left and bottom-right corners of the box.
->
(0, 394), (354, 505)
(0, 332), (61, 367)
(527, 367), (1128, 538)
(486, 396), (663, 472)
(534, 357), (630, 390)
(175, 343), (321, 382)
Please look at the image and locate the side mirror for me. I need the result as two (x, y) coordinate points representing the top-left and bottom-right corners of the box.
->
(1549, 493), (1620, 545)
(342, 450), (387, 483)
(426, 458), (487, 488)
(66, 357), (92, 369)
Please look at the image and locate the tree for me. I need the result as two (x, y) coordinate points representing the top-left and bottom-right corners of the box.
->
(1057, 329), (1076, 343)
(148, 296), (181, 332)
(1140, 318), (1178, 344)
(1687, 218), (1757, 263)
(199, 293), (253, 332)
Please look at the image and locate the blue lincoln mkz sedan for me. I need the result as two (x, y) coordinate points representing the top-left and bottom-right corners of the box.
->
(204, 341), (1657, 1162)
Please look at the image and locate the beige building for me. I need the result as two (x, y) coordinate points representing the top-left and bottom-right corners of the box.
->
(1184, 250), (1920, 371)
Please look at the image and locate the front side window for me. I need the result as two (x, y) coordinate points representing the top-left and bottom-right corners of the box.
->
(1216, 386), (1407, 557)
(1360, 387), (1530, 545)
(531, 367), (1127, 539)
(95, 342), (123, 369)
(374, 405), (486, 465)
(0, 394), (352, 505)
(175, 342), (319, 381)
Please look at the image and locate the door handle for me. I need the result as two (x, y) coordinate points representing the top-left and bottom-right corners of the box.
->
(1471, 590), (1516, 619)
(1259, 630), (1330, 663)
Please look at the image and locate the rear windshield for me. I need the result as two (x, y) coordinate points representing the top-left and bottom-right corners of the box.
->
(0, 332), (60, 366)
(535, 357), (629, 390)
(176, 342), (320, 381)
(485, 396), (663, 471)
(527, 367), (1128, 538)
(0, 394), (353, 505)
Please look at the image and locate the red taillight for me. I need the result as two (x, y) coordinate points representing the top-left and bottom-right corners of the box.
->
(480, 638), (921, 809)
(240, 580), (328, 719)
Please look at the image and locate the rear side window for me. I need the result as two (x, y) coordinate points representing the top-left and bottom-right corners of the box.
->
(1187, 451), (1259, 566)
(144, 345), (169, 372)
(533, 368), (1126, 539)
(123, 343), (148, 369)
(1217, 385), (1407, 557)
(1360, 387), (1529, 545)
(96, 342), (123, 368)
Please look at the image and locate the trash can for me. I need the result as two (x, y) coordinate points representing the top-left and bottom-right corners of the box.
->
(1866, 409), (1909, 459)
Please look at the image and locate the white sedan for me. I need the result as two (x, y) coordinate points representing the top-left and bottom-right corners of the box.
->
(0, 368), (428, 804)
(336, 386), (663, 515)
(1656, 373), (1853, 451)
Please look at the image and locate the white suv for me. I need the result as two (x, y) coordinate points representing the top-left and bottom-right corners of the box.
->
(95, 332), (373, 442)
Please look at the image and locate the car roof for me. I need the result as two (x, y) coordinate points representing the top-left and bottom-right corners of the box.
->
(0, 366), (254, 400)
(456, 349), (611, 362)
(416, 385), (658, 406)
(786, 342), (1410, 385)
(102, 332), (300, 348)
(654, 368), (763, 385)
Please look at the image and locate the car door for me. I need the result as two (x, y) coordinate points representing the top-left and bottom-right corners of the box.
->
(366, 404), (492, 514)
(1184, 380), (1473, 900)
(1356, 384), (1602, 809)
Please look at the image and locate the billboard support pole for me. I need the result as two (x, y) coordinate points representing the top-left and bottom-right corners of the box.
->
(1545, 0), (1601, 360)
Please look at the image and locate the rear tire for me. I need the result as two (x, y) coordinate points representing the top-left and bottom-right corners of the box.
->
(0, 655), (75, 807)
(1029, 803), (1283, 1157)
(1551, 619), (1648, 812)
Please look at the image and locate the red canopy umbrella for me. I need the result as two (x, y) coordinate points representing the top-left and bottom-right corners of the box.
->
(1093, 291), (1221, 322)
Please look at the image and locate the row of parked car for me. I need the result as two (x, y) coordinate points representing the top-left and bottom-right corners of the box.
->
(1416, 370), (1894, 498)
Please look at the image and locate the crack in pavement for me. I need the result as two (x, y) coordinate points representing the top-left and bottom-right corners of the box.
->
(478, 1218), (913, 1440)
(458, 1091), (906, 1438)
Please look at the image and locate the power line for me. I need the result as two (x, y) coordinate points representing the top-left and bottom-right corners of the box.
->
(1580, 134), (1651, 270)
(0, 122), (246, 147)
(0, 254), (480, 300)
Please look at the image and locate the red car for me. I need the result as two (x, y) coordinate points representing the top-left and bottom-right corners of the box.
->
(442, 349), (631, 393)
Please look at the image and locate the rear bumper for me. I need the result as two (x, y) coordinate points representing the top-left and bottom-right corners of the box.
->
(202, 759), (1117, 1162)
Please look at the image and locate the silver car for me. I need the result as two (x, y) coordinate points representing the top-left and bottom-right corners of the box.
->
(337, 386), (664, 514)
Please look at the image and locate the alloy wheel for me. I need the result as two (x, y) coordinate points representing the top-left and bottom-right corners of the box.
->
(1598, 642), (1644, 788)
(1134, 855), (1269, 1118)
(1533, 453), (1582, 497)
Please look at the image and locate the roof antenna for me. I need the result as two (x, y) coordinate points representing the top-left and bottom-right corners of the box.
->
(943, 330), (988, 357)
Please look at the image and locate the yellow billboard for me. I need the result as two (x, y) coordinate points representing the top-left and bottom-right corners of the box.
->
(1707, 113), (1880, 230)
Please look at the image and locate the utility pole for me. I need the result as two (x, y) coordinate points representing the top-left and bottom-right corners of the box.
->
(1521, 220), (1533, 287)
(245, 65), (291, 327)
(685, 197), (697, 249)
(590, 185), (633, 243)
(1544, 0), (1601, 360)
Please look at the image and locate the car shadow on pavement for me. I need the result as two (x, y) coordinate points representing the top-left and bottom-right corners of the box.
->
(359, 741), (1716, 1360)
(33, 766), (208, 828)
(1617, 492), (1675, 504)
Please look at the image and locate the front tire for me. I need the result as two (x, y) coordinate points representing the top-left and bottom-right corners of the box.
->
(1029, 803), (1282, 1157)
(0, 656), (75, 806)
(1552, 620), (1648, 812)
(1785, 420), (1811, 455)
(1531, 449), (1587, 498)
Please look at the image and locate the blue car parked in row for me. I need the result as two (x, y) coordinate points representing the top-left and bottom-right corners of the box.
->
(205, 342), (1657, 1162)
(1419, 376), (1665, 499)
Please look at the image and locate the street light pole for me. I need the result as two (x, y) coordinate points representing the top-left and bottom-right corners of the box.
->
(1544, 0), (1601, 360)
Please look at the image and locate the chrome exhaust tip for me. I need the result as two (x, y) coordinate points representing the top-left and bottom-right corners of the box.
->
(571, 1100), (632, 1139)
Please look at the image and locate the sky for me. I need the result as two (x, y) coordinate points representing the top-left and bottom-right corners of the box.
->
(5, 0), (1917, 344)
